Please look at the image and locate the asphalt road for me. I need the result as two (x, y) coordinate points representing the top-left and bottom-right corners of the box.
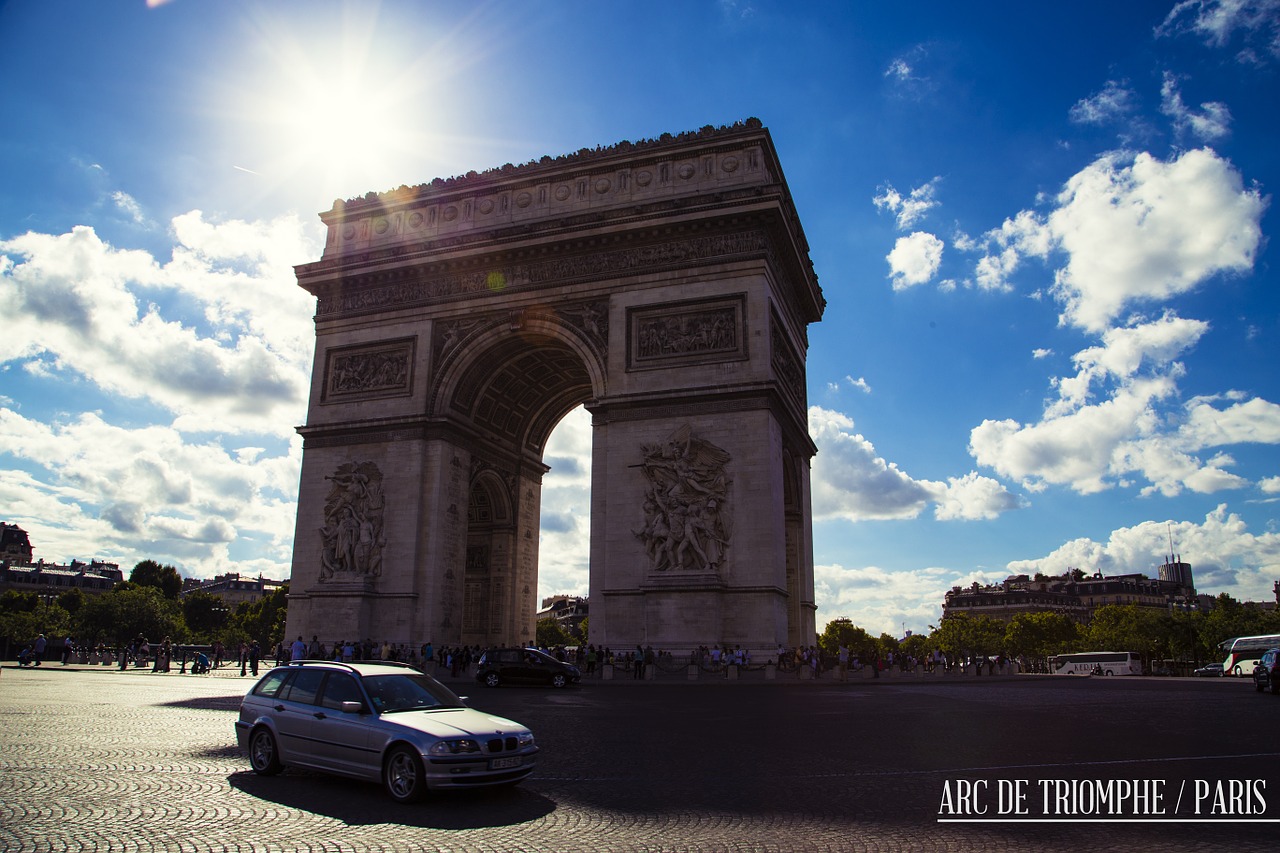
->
(1, 665), (1276, 852)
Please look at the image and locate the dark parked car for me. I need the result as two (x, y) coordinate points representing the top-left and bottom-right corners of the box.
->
(476, 647), (581, 689)
(1253, 649), (1280, 694)
(1193, 662), (1224, 677)
(235, 660), (537, 802)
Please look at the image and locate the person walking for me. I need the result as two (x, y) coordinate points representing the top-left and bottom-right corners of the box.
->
(33, 633), (47, 666)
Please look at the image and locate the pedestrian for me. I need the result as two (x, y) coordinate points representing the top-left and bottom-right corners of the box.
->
(33, 633), (46, 666)
(250, 641), (261, 677)
(62, 635), (74, 665)
(290, 635), (306, 661)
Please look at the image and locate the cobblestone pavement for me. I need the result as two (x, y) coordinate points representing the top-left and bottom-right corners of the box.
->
(1, 665), (1276, 852)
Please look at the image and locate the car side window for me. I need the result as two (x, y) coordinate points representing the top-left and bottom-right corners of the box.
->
(252, 670), (289, 698)
(498, 650), (521, 664)
(281, 668), (326, 705)
(320, 673), (364, 710)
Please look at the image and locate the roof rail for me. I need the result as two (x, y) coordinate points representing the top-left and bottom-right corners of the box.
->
(284, 659), (422, 674)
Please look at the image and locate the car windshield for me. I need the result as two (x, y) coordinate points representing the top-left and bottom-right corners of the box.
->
(363, 674), (466, 714)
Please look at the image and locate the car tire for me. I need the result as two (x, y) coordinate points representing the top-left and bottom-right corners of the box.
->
(1256, 680), (1265, 692)
(1271, 677), (1279, 695)
(1234, 665), (1244, 677)
(550, 673), (568, 689)
(384, 745), (427, 803)
(248, 728), (283, 776)
(483, 671), (501, 688)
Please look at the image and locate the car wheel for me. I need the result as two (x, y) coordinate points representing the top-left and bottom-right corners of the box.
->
(1104, 670), (1114, 676)
(550, 673), (568, 689)
(1256, 680), (1265, 692)
(1271, 677), (1279, 695)
(1234, 665), (1243, 677)
(384, 745), (427, 803)
(248, 728), (282, 776)
(483, 671), (501, 688)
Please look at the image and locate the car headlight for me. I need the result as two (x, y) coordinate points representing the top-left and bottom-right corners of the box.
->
(428, 739), (481, 756)
(518, 732), (535, 748)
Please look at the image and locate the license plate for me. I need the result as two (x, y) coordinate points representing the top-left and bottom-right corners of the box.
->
(489, 755), (523, 770)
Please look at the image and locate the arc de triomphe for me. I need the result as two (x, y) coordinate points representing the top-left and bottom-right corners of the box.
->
(284, 119), (825, 656)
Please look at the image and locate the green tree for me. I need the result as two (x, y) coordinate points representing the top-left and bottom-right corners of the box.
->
(932, 613), (1004, 668)
(129, 560), (183, 599)
(1084, 604), (1164, 660)
(817, 618), (874, 659)
(57, 587), (86, 615)
(182, 591), (229, 640)
(221, 585), (289, 651)
(73, 585), (184, 647)
(899, 632), (933, 660)
(1004, 611), (1079, 660)
(0, 597), (70, 658)
(536, 617), (574, 648)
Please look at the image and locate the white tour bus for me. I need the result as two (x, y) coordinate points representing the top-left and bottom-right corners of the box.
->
(1050, 651), (1143, 676)
(1219, 634), (1280, 677)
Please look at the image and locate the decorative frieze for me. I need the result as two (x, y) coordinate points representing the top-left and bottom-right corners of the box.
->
(317, 231), (768, 318)
(323, 339), (415, 402)
(628, 295), (746, 370)
(770, 311), (806, 413)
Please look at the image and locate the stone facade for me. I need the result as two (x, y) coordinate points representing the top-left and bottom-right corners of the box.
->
(942, 563), (1200, 624)
(284, 119), (824, 657)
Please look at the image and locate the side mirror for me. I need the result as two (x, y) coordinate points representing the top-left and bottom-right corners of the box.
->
(340, 700), (368, 714)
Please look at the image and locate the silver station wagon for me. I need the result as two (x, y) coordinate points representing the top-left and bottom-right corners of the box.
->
(235, 660), (538, 802)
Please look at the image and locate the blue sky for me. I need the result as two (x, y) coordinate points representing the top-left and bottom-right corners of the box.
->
(1, 0), (1278, 636)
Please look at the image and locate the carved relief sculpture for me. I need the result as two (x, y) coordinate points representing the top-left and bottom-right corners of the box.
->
(318, 461), (387, 581)
(633, 425), (732, 574)
(325, 340), (414, 400)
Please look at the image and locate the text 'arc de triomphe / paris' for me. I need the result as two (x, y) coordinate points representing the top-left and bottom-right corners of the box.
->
(283, 119), (825, 657)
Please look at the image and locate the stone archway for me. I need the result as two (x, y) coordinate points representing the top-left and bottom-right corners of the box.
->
(284, 119), (825, 657)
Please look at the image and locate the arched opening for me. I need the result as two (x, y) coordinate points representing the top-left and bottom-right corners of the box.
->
(536, 404), (593, 631)
(444, 325), (600, 646)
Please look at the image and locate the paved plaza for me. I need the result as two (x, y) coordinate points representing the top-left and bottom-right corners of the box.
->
(1, 664), (1277, 852)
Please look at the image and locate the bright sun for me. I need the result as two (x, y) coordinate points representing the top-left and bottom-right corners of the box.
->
(225, 10), (472, 208)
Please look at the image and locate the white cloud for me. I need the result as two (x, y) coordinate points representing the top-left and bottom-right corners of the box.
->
(814, 562), (959, 637)
(934, 472), (1027, 521)
(874, 178), (942, 229)
(887, 231), (944, 290)
(110, 191), (150, 227)
(1158, 0), (1280, 62)
(973, 148), (1266, 332)
(885, 58), (914, 82)
(1006, 504), (1280, 602)
(0, 211), (320, 577)
(1069, 80), (1137, 125)
(0, 215), (318, 435)
(1160, 72), (1233, 140)
(970, 314), (1280, 496)
(0, 408), (301, 577)
(809, 406), (1021, 522)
